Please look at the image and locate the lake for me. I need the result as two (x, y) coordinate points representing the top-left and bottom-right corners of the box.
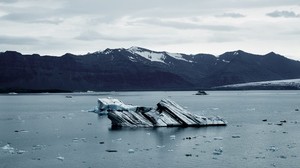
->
(0, 91), (299, 168)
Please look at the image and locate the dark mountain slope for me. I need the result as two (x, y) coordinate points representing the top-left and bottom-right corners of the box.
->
(1, 47), (300, 92)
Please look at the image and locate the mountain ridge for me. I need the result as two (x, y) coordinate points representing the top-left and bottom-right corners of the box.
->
(1, 47), (300, 92)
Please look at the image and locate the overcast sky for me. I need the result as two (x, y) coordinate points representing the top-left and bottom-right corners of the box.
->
(1, 0), (300, 60)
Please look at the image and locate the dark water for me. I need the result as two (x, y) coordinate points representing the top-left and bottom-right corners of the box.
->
(0, 91), (299, 168)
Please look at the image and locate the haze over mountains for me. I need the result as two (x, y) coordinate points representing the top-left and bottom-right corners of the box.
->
(1, 47), (300, 92)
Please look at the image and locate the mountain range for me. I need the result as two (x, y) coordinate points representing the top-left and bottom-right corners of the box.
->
(1, 46), (300, 92)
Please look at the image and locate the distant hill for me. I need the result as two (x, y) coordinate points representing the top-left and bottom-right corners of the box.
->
(1, 47), (300, 92)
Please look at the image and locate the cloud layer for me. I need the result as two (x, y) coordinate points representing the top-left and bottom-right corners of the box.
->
(1, 0), (300, 60)
(266, 10), (300, 18)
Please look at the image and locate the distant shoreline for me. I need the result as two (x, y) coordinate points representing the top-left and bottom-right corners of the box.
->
(1, 87), (299, 94)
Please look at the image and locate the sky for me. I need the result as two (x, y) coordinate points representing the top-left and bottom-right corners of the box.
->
(0, 0), (300, 60)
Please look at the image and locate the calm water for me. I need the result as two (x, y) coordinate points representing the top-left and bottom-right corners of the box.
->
(0, 91), (299, 168)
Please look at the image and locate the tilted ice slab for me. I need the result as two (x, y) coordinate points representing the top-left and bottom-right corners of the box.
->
(97, 97), (227, 127)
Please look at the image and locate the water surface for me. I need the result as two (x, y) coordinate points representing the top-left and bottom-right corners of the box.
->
(0, 91), (299, 168)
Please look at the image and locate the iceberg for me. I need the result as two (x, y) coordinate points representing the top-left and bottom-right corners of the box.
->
(93, 97), (141, 115)
(97, 97), (227, 127)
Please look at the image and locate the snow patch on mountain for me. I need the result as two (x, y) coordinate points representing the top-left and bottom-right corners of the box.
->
(128, 46), (190, 63)
(128, 46), (166, 63)
(166, 52), (189, 62)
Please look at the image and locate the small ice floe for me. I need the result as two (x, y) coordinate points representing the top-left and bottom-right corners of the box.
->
(128, 149), (135, 153)
(246, 108), (256, 111)
(278, 155), (287, 159)
(14, 130), (29, 133)
(156, 145), (165, 148)
(232, 135), (241, 138)
(32, 145), (45, 150)
(146, 132), (151, 135)
(2, 144), (15, 154)
(106, 149), (118, 152)
(56, 156), (64, 161)
(72, 138), (79, 142)
(287, 143), (296, 149)
(213, 147), (223, 155)
(213, 137), (223, 140)
(168, 149), (174, 152)
(185, 137), (192, 140)
(255, 156), (265, 159)
(266, 146), (278, 152)
(17, 150), (26, 154)
(170, 135), (176, 140)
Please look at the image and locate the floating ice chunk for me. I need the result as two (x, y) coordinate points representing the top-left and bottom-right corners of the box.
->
(170, 135), (176, 140)
(2, 144), (15, 154)
(213, 137), (223, 140)
(14, 130), (29, 133)
(106, 149), (118, 152)
(128, 149), (135, 153)
(17, 150), (26, 154)
(156, 145), (165, 148)
(56, 156), (64, 161)
(32, 145), (45, 150)
(232, 135), (241, 138)
(213, 147), (223, 155)
(72, 138), (79, 142)
(266, 146), (278, 152)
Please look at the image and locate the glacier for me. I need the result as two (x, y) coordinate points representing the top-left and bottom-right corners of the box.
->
(214, 78), (300, 90)
(95, 97), (227, 127)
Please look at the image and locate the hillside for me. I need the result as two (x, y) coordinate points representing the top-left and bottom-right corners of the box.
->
(1, 47), (300, 92)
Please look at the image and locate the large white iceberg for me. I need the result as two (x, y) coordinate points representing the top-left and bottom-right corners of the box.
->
(96, 97), (227, 127)
(95, 97), (139, 115)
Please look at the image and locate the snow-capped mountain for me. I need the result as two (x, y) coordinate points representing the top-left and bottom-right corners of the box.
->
(1, 47), (300, 92)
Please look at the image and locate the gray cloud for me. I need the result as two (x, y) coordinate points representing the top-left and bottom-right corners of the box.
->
(266, 10), (300, 18)
(75, 31), (145, 42)
(131, 18), (239, 31)
(216, 12), (246, 18)
(1, 12), (64, 24)
(0, 35), (39, 45)
(56, 0), (300, 20)
(0, 0), (18, 4)
(207, 33), (243, 43)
